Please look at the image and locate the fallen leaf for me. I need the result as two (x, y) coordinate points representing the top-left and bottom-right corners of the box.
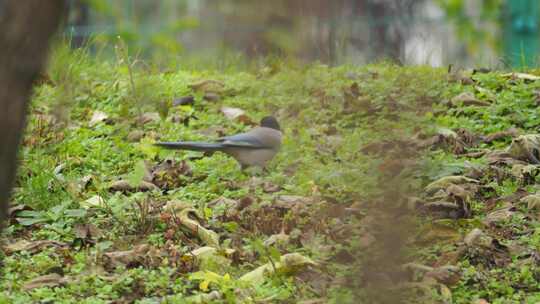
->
(127, 130), (145, 142)
(89, 111), (109, 126)
(103, 244), (152, 269)
(163, 200), (193, 213)
(7, 203), (30, 218)
(150, 159), (192, 190)
(136, 112), (160, 126)
(263, 231), (290, 247)
(262, 181), (281, 193)
(23, 273), (65, 291)
(239, 253), (317, 285)
(189, 79), (225, 94)
(221, 106), (246, 120)
(474, 86), (496, 102)
(187, 246), (234, 272)
(203, 93), (220, 102)
(403, 262), (434, 274)
(520, 194), (540, 210)
(80, 195), (104, 209)
(207, 197), (239, 220)
(464, 228), (492, 248)
(483, 128), (519, 143)
(425, 265), (461, 286)
(4, 240), (68, 254)
(506, 134), (540, 164)
(451, 92), (490, 107)
(179, 209), (220, 247)
(417, 223), (461, 243)
(502, 72), (540, 81)
(73, 223), (103, 240)
(483, 207), (515, 225)
(274, 195), (312, 208)
(438, 283), (453, 302)
(184, 291), (222, 303)
(108, 180), (159, 193)
(425, 176), (479, 195)
(510, 164), (540, 184)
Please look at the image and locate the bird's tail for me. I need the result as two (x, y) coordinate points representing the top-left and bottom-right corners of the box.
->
(154, 141), (225, 152)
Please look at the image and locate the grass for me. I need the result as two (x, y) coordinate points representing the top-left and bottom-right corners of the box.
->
(2, 42), (540, 303)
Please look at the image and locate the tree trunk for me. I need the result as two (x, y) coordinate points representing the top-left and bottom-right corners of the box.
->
(0, 1), (66, 228)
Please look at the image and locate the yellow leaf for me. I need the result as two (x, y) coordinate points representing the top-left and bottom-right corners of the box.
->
(200, 280), (210, 292)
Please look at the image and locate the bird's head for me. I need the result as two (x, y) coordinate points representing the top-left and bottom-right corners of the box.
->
(260, 116), (280, 131)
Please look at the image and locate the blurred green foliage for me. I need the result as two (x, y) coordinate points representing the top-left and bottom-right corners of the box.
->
(437, 0), (504, 60)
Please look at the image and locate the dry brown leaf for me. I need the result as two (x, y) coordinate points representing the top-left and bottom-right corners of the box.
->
(502, 72), (540, 81)
(4, 240), (68, 254)
(239, 253), (317, 285)
(464, 228), (492, 248)
(263, 231), (290, 247)
(150, 159), (192, 190)
(136, 112), (160, 126)
(262, 181), (281, 193)
(164, 202), (220, 247)
(506, 134), (540, 164)
(520, 194), (540, 210)
(425, 265), (461, 286)
(127, 130), (145, 142)
(451, 92), (491, 107)
(483, 128), (519, 143)
(103, 244), (153, 269)
(203, 93), (220, 102)
(425, 176), (479, 195)
(177, 208), (220, 247)
(189, 79), (225, 94)
(207, 197), (239, 220)
(274, 195), (312, 208)
(220, 106), (246, 119)
(23, 273), (65, 291)
(108, 180), (159, 193)
(7, 203), (31, 218)
(483, 207), (515, 225)
(73, 223), (103, 240)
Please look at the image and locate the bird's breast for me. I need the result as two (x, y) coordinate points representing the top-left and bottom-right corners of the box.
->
(225, 148), (278, 167)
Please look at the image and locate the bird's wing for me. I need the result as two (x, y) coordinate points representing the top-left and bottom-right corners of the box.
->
(219, 135), (266, 149)
(218, 127), (281, 149)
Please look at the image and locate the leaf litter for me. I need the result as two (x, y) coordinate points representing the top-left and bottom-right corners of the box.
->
(5, 57), (540, 303)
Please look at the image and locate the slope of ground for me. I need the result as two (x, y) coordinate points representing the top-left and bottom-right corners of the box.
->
(1, 46), (539, 303)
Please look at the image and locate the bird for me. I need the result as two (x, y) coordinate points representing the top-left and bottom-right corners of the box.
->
(154, 116), (282, 170)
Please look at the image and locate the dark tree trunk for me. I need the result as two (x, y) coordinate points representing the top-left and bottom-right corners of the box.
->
(0, 1), (66, 229)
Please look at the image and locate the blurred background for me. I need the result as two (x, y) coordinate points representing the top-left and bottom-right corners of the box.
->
(64, 0), (538, 68)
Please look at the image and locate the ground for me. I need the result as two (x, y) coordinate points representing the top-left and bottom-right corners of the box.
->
(1, 45), (539, 303)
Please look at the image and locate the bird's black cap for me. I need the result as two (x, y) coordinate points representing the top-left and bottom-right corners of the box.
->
(260, 116), (280, 131)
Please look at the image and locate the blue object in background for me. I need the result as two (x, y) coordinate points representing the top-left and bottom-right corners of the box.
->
(504, 0), (540, 68)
